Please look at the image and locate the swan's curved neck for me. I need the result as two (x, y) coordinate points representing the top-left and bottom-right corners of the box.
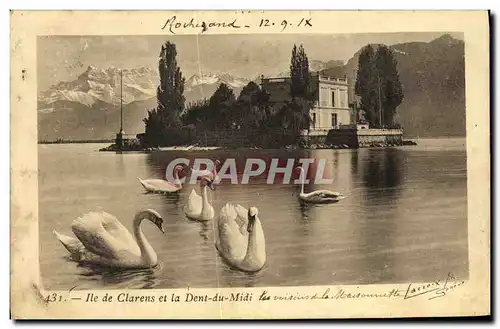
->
(244, 218), (261, 264)
(133, 212), (157, 265)
(200, 181), (211, 217)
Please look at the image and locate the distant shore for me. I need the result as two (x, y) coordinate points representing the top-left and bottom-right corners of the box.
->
(39, 139), (114, 144)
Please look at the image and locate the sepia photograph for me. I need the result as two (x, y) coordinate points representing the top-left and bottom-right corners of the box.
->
(10, 10), (490, 319)
(38, 32), (468, 291)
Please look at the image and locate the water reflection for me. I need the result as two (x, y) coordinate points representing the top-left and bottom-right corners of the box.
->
(219, 259), (267, 288)
(116, 154), (126, 177)
(360, 148), (404, 193)
(298, 200), (312, 220)
(196, 221), (210, 241)
(351, 150), (359, 176)
(356, 148), (405, 283)
(76, 263), (160, 289)
(160, 192), (181, 204)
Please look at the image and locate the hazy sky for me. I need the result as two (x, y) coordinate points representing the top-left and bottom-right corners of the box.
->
(38, 32), (463, 91)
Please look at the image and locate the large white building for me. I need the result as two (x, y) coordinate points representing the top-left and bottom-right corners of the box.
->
(261, 72), (353, 135)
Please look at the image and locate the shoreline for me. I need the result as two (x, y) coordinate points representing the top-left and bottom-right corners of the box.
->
(97, 140), (419, 153)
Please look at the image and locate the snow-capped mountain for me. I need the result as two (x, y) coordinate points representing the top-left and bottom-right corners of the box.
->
(38, 60), (337, 111)
(39, 65), (159, 108)
(185, 73), (250, 90)
(184, 73), (251, 103)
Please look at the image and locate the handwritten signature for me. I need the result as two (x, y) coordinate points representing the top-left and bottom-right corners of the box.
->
(404, 272), (466, 300)
(161, 15), (312, 34)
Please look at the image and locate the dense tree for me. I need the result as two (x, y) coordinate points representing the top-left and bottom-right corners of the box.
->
(355, 44), (377, 125)
(237, 81), (261, 103)
(207, 83), (236, 129)
(355, 44), (403, 127)
(287, 44), (314, 141)
(290, 44), (311, 100)
(181, 99), (210, 126)
(375, 45), (404, 125)
(143, 41), (186, 146)
(232, 81), (264, 128)
(144, 41), (325, 149)
(157, 42), (186, 118)
(209, 83), (235, 108)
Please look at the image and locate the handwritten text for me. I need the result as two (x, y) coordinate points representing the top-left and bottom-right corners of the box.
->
(161, 15), (313, 34)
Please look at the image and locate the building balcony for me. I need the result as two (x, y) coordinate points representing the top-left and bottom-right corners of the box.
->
(318, 75), (348, 84)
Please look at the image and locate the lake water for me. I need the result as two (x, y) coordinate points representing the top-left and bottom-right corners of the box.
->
(38, 138), (469, 290)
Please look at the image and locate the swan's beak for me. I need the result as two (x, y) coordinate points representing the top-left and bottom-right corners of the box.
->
(154, 219), (165, 234)
(208, 181), (216, 191)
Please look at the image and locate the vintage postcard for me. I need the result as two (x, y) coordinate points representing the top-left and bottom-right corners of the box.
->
(10, 10), (490, 319)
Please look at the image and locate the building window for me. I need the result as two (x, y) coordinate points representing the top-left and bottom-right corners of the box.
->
(331, 90), (336, 107)
(320, 88), (328, 107)
(339, 90), (348, 108)
(331, 113), (338, 128)
(311, 113), (317, 128)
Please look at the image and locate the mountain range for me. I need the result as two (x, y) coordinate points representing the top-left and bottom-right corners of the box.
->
(321, 34), (465, 137)
(37, 67), (252, 141)
(38, 34), (465, 141)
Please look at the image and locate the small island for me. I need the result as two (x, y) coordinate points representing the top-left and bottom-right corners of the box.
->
(96, 41), (416, 153)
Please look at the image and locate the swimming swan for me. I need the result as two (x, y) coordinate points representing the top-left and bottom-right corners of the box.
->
(137, 165), (184, 194)
(52, 209), (164, 269)
(183, 172), (216, 221)
(296, 166), (345, 204)
(215, 204), (266, 272)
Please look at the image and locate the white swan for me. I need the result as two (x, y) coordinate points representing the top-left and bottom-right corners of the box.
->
(183, 172), (216, 221)
(52, 209), (164, 269)
(296, 166), (345, 204)
(137, 165), (183, 194)
(215, 204), (266, 272)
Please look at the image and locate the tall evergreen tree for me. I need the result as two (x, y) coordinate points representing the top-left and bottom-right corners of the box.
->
(143, 41), (186, 146)
(288, 43), (313, 137)
(375, 45), (403, 126)
(157, 41), (186, 124)
(290, 44), (299, 97)
(290, 44), (311, 99)
(355, 44), (403, 127)
(355, 44), (377, 125)
(298, 45), (310, 99)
